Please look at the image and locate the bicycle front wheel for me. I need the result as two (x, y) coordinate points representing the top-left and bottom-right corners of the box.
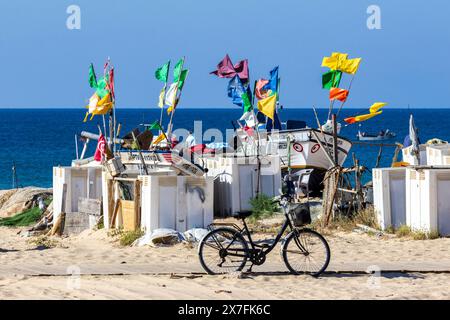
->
(198, 227), (249, 275)
(282, 229), (330, 277)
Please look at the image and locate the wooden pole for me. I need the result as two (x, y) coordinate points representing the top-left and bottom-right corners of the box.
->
(332, 114), (339, 165)
(167, 57), (186, 139)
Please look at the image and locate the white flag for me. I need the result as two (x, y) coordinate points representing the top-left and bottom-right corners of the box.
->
(164, 83), (178, 107)
(239, 111), (256, 127)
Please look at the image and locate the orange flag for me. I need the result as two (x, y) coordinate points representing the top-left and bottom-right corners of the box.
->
(329, 88), (349, 102)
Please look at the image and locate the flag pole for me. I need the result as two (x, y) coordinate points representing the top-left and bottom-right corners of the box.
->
(167, 56), (186, 139)
(336, 74), (355, 118)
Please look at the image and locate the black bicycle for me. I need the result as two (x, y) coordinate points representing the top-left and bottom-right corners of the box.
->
(198, 195), (330, 276)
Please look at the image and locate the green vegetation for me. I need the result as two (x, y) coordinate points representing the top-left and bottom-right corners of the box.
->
(119, 229), (145, 246)
(0, 206), (42, 227)
(248, 194), (280, 222)
(311, 206), (380, 233)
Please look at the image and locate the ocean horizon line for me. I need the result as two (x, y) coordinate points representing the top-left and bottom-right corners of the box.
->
(0, 106), (447, 110)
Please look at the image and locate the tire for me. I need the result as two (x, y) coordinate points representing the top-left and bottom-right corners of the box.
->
(281, 229), (330, 277)
(198, 227), (249, 275)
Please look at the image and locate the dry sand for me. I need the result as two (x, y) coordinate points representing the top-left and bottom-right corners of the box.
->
(1, 225), (450, 300)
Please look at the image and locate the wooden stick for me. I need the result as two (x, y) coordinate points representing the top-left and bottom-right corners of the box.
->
(109, 199), (121, 229)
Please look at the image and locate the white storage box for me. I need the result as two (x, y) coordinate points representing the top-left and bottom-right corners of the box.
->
(204, 156), (281, 217)
(140, 175), (214, 233)
(402, 145), (427, 165)
(53, 166), (103, 220)
(373, 167), (407, 230)
(426, 144), (450, 166)
(406, 167), (450, 236)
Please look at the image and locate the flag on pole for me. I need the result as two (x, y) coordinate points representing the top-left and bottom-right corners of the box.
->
(173, 58), (184, 82)
(158, 87), (165, 108)
(210, 54), (249, 82)
(257, 94), (277, 120)
(240, 111), (256, 127)
(322, 70), (342, 89)
(227, 75), (252, 112)
(262, 66), (279, 93)
(344, 111), (382, 124)
(329, 88), (349, 102)
(369, 102), (387, 113)
(155, 61), (170, 82)
(109, 67), (115, 100)
(177, 69), (188, 89)
(164, 82), (178, 108)
(409, 114), (420, 164)
(94, 134), (107, 162)
(89, 63), (97, 88)
(255, 79), (270, 99)
(152, 133), (166, 145)
(148, 120), (163, 131)
(322, 52), (361, 75)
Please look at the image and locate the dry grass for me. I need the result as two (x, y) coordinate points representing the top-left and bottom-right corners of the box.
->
(394, 225), (440, 240)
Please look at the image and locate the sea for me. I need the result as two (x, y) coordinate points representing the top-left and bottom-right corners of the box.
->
(0, 108), (448, 190)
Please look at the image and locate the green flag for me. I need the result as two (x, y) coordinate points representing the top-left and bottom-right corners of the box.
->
(242, 93), (252, 113)
(89, 64), (97, 88)
(96, 76), (110, 99)
(155, 61), (170, 82)
(173, 58), (184, 82)
(322, 70), (342, 89)
(148, 120), (162, 131)
(177, 70), (188, 89)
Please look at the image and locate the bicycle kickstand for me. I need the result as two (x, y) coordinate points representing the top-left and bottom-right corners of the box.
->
(246, 263), (254, 273)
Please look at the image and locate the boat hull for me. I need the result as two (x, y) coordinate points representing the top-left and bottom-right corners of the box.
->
(236, 128), (352, 171)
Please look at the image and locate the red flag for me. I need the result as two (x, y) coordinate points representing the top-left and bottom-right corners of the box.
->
(94, 134), (106, 162)
(210, 54), (249, 81)
(255, 79), (270, 99)
(109, 67), (115, 100)
(243, 125), (254, 136)
(329, 87), (349, 102)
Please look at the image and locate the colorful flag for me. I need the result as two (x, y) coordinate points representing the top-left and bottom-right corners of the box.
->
(369, 102), (387, 114)
(148, 120), (162, 131)
(322, 52), (361, 75)
(155, 61), (170, 82)
(262, 66), (279, 93)
(152, 133), (166, 145)
(109, 68), (115, 100)
(257, 94), (277, 120)
(329, 87), (349, 102)
(94, 134), (106, 162)
(344, 111), (382, 124)
(210, 54), (249, 82)
(240, 111), (256, 127)
(177, 69), (188, 89)
(322, 52), (348, 70)
(322, 70), (342, 89)
(158, 87), (165, 108)
(173, 58), (184, 82)
(227, 75), (252, 112)
(255, 79), (270, 99)
(89, 63), (97, 88)
(164, 82), (178, 108)
(340, 58), (361, 75)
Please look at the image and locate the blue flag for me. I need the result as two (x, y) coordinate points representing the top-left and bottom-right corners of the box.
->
(227, 75), (252, 111)
(262, 66), (279, 93)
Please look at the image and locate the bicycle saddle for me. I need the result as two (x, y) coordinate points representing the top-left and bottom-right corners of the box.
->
(232, 210), (253, 219)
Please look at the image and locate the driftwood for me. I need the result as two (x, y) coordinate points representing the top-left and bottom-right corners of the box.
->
(48, 212), (66, 236)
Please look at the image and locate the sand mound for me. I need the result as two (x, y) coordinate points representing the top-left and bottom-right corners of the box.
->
(0, 187), (52, 218)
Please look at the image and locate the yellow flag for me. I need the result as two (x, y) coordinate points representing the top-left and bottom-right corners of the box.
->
(321, 52), (348, 70)
(257, 94), (277, 120)
(354, 111), (382, 122)
(369, 102), (387, 114)
(340, 57), (362, 75)
(152, 133), (166, 145)
(158, 87), (165, 108)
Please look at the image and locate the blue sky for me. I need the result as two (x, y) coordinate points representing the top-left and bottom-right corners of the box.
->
(0, 0), (449, 108)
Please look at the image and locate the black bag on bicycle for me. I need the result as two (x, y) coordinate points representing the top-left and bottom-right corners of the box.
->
(289, 203), (311, 227)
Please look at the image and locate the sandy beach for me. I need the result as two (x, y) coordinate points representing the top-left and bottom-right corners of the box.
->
(1, 225), (449, 300)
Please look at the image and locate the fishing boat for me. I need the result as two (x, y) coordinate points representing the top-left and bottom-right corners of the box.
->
(357, 129), (396, 141)
(233, 123), (352, 171)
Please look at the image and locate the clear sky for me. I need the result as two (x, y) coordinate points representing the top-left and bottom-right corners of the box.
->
(0, 0), (449, 108)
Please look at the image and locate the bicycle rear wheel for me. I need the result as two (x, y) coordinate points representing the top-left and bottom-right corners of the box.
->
(282, 229), (330, 277)
(198, 227), (248, 275)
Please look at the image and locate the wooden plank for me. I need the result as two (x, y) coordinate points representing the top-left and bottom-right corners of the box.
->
(121, 200), (136, 231)
(78, 198), (102, 216)
(109, 199), (121, 229)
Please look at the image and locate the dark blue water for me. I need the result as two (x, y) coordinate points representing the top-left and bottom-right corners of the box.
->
(0, 108), (448, 189)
